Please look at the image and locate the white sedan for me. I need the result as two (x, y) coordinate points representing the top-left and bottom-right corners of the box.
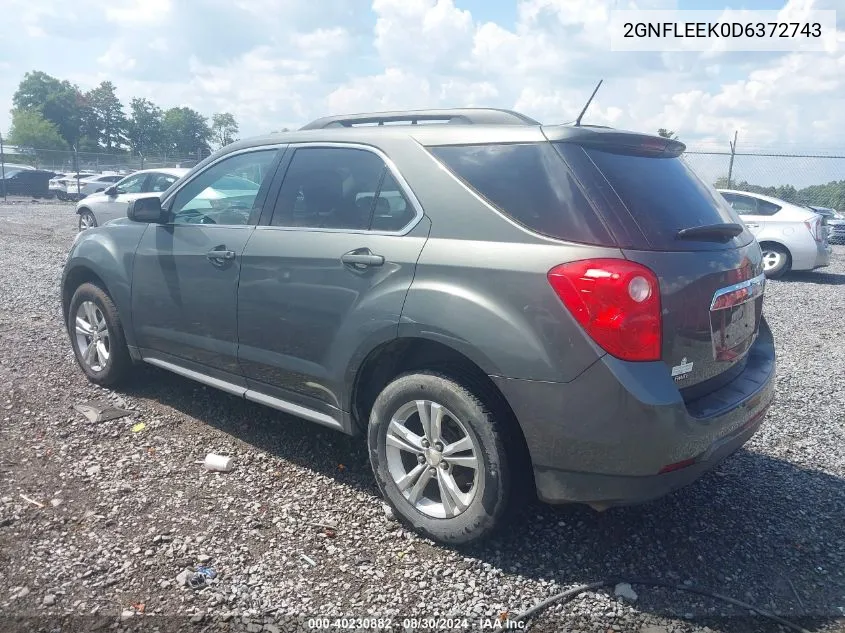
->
(69, 174), (125, 199)
(51, 173), (97, 199)
(718, 189), (832, 278)
(76, 168), (189, 230)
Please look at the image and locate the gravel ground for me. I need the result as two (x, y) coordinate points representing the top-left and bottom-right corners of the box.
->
(0, 199), (844, 633)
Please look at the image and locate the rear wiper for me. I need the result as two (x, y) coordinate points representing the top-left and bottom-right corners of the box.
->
(676, 223), (744, 242)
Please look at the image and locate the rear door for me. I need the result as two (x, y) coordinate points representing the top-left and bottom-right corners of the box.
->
(720, 191), (780, 238)
(555, 140), (765, 393)
(237, 144), (429, 419)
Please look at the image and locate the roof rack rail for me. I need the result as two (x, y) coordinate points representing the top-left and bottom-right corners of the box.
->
(299, 108), (540, 130)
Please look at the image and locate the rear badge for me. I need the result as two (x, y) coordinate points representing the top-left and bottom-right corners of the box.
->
(671, 357), (694, 381)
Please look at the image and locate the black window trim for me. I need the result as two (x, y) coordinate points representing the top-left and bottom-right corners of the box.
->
(260, 142), (424, 236)
(160, 145), (287, 227)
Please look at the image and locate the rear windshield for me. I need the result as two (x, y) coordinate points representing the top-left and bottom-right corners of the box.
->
(578, 146), (742, 247)
(430, 143), (613, 245)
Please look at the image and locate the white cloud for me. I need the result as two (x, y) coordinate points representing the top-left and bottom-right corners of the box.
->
(105, 0), (172, 26)
(0, 0), (843, 154)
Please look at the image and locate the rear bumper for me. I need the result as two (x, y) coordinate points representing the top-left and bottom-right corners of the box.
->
(814, 242), (832, 268)
(494, 320), (776, 507)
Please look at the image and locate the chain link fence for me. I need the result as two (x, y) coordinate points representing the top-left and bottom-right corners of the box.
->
(684, 148), (845, 211)
(3, 143), (844, 211)
(1, 148), (204, 174)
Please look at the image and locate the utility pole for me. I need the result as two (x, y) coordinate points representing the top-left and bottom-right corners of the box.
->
(74, 145), (81, 200)
(726, 130), (738, 189)
(0, 130), (6, 202)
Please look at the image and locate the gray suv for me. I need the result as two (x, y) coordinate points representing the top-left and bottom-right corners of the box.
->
(62, 109), (776, 544)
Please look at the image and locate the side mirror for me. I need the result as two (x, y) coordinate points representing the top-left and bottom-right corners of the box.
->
(127, 196), (167, 223)
(104, 185), (118, 196)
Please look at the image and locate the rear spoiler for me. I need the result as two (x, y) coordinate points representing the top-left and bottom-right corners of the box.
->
(543, 125), (686, 158)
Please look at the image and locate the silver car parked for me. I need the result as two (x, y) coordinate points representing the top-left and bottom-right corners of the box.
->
(718, 189), (831, 278)
(76, 168), (189, 231)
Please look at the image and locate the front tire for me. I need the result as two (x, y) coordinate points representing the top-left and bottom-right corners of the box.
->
(68, 283), (131, 386)
(78, 210), (97, 231)
(760, 243), (790, 279)
(368, 372), (511, 545)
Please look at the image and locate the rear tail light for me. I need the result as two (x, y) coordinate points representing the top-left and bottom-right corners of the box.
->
(548, 258), (662, 362)
(805, 217), (824, 243)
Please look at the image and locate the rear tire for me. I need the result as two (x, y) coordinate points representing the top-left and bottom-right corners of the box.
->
(760, 243), (790, 279)
(368, 371), (512, 545)
(68, 283), (131, 386)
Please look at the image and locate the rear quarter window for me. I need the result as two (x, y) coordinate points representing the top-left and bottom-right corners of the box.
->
(576, 146), (744, 248)
(430, 143), (613, 246)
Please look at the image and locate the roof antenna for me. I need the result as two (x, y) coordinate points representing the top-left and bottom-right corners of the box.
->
(574, 79), (603, 127)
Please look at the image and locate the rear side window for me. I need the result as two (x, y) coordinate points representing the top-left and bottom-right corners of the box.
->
(578, 147), (741, 247)
(721, 192), (781, 216)
(757, 199), (781, 216)
(430, 143), (613, 245)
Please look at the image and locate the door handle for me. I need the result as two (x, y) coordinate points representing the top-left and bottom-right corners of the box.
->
(206, 249), (236, 261)
(744, 223), (759, 228)
(341, 250), (385, 267)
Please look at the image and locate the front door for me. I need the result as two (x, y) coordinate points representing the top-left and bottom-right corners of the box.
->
(237, 145), (429, 415)
(131, 148), (282, 381)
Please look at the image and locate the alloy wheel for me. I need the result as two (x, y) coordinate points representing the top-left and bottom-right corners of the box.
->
(79, 212), (95, 231)
(74, 301), (110, 372)
(385, 399), (480, 519)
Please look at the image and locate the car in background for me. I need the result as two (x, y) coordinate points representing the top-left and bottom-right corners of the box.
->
(1, 162), (35, 172)
(808, 205), (845, 245)
(72, 174), (125, 199)
(718, 189), (831, 278)
(49, 173), (71, 197)
(51, 172), (97, 200)
(76, 168), (189, 230)
(0, 169), (56, 198)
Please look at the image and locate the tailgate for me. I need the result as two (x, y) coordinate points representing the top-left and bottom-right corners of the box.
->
(624, 243), (765, 390)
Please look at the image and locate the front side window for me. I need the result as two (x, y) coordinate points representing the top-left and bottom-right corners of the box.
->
(170, 150), (278, 226)
(116, 173), (147, 194)
(271, 147), (411, 231)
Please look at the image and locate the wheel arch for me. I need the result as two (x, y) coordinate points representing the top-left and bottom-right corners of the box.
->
(757, 239), (791, 255)
(350, 336), (534, 487)
(62, 265), (109, 325)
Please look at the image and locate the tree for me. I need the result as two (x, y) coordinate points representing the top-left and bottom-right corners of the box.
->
(161, 107), (211, 156)
(7, 109), (68, 151)
(211, 112), (239, 149)
(84, 81), (127, 151)
(127, 98), (164, 156)
(12, 71), (83, 146)
(657, 128), (678, 140)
